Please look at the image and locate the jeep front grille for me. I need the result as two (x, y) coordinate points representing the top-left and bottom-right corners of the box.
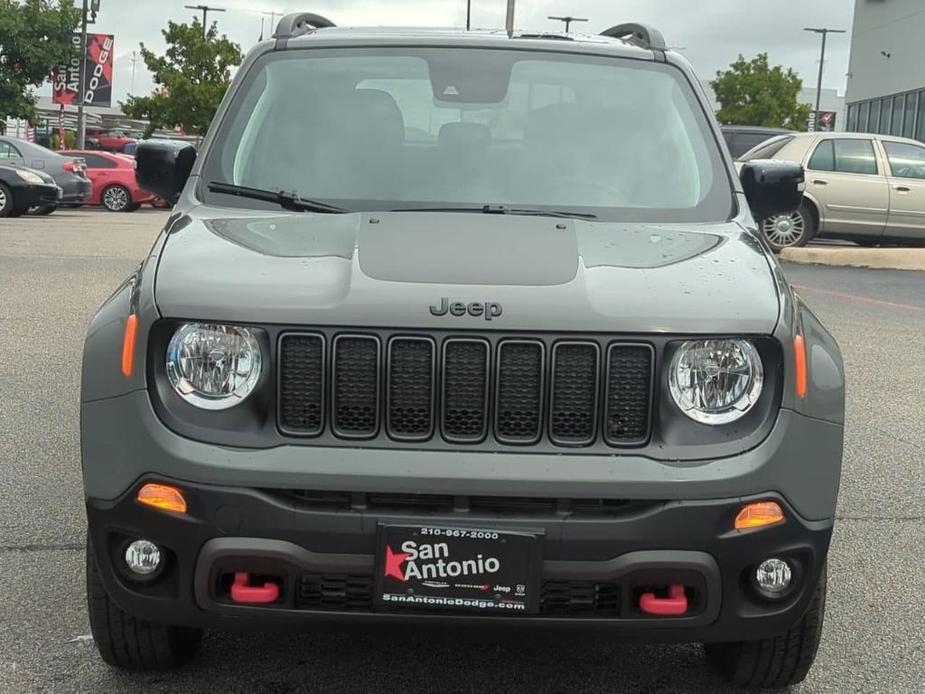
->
(278, 332), (654, 448)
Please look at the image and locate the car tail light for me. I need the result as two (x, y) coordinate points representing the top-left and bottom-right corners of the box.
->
(62, 160), (84, 174)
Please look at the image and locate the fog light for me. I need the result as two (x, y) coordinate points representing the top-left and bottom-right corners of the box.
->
(755, 558), (792, 593)
(124, 540), (162, 576)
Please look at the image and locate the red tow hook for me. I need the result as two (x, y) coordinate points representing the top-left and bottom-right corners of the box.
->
(639, 584), (688, 616)
(230, 572), (280, 604)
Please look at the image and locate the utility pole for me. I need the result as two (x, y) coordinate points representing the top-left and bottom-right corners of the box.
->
(185, 4), (226, 38)
(128, 50), (139, 96)
(804, 27), (846, 130)
(262, 10), (282, 38)
(466, 0), (471, 30)
(505, 0), (515, 36)
(548, 15), (588, 33)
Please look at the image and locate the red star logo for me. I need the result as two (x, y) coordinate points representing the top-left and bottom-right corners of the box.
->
(383, 545), (410, 581)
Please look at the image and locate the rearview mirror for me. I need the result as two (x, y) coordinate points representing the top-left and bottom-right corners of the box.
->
(135, 141), (197, 200)
(739, 159), (804, 220)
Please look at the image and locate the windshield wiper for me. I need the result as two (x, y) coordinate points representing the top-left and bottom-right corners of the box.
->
(392, 204), (596, 220)
(207, 181), (349, 214)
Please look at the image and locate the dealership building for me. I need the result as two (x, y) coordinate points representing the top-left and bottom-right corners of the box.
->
(845, 0), (925, 140)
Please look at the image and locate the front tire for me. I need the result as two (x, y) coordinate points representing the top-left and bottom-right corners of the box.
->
(101, 184), (132, 212)
(0, 183), (15, 217)
(760, 204), (815, 252)
(86, 537), (202, 670)
(33, 205), (57, 215)
(705, 564), (827, 689)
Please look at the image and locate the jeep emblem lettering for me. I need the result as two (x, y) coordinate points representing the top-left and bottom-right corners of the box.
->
(429, 297), (503, 320)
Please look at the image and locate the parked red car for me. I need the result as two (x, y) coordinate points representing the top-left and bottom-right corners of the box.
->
(87, 130), (137, 152)
(60, 150), (154, 212)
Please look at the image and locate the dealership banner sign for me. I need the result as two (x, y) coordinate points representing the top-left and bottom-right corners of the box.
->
(52, 33), (115, 108)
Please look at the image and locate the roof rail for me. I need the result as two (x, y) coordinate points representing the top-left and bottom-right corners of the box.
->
(600, 23), (666, 51)
(273, 12), (335, 45)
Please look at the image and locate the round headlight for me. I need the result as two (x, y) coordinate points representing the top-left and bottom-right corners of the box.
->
(166, 323), (262, 410)
(668, 339), (763, 425)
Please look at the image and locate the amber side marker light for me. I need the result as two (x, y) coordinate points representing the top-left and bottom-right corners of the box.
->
(121, 314), (138, 377)
(793, 334), (807, 399)
(735, 501), (785, 530)
(137, 483), (187, 514)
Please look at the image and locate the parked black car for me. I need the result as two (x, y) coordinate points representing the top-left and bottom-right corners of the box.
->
(721, 125), (792, 159)
(0, 164), (61, 217)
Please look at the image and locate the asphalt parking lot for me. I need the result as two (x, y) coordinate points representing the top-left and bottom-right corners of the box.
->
(1, 209), (924, 693)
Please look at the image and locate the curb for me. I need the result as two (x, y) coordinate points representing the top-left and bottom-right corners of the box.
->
(780, 247), (925, 271)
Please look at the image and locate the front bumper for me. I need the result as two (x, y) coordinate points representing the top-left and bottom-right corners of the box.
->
(11, 182), (61, 207)
(87, 477), (832, 641)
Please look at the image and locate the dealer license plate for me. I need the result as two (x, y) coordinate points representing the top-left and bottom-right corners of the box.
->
(374, 524), (542, 614)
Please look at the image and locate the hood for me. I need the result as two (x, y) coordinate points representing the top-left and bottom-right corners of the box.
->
(154, 210), (780, 334)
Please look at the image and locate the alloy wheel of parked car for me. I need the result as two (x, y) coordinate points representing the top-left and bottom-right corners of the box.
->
(102, 185), (131, 212)
(0, 183), (10, 217)
(761, 205), (813, 252)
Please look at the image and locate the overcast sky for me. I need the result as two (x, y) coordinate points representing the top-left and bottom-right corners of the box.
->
(44, 0), (855, 105)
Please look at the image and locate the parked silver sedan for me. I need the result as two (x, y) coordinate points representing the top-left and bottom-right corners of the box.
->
(738, 132), (925, 250)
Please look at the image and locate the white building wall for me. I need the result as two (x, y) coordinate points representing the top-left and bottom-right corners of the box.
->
(846, 0), (925, 104)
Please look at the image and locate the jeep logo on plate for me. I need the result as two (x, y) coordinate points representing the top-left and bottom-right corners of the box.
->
(429, 298), (503, 321)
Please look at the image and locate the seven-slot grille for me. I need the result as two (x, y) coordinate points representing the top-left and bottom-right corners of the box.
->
(278, 333), (653, 447)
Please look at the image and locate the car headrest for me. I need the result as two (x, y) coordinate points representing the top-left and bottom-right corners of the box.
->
(438, 122), (491, 151)
(350, 89), (405, 146)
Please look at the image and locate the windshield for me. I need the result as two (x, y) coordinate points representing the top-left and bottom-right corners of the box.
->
(202, 47), (732, 222)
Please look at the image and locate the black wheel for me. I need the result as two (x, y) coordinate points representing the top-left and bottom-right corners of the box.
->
(33, 205), (58, 215)
(125, 202), (142, 212)
(760, 204), (816, 253)
(705, 564), (826, 689)
(86, 537), (202, 670)
(0, 183), (14, 217)
(101, 184), (132, 212)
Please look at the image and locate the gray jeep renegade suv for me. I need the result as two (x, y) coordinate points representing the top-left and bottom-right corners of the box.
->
(81, 14), (844, 689)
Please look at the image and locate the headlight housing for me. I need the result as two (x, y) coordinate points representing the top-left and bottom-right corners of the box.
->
(668, 339), (763, 425)
(15, 169), (44, 184)
(166, 323), (262, 410)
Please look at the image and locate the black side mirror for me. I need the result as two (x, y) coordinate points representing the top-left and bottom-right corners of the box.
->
(135, 141), (197, 200)
(739, 159), (805, 220)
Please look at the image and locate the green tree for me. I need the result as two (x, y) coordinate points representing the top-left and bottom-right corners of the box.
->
(712, 53), (811, 130)
(122, 19), (242, 138)
(0, 0), (80, 131)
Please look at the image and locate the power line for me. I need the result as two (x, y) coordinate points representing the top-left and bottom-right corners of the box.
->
(548, 15), (588, 33)
(185, 4), (226, 37)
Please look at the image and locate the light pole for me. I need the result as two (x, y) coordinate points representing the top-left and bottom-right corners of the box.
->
(185, 4), (226, 38)
(466, 0), (471, 30)
(128, 50), (139, 96)
(804, 27), (846, 129)
(505, 0), (515, 36)
(548, 15), (587, 33)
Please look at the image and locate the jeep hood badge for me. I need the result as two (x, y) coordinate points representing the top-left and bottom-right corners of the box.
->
(430, 298), (503, 320)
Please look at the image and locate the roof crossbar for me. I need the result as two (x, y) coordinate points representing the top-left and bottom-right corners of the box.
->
(600, 23), (666, 51)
